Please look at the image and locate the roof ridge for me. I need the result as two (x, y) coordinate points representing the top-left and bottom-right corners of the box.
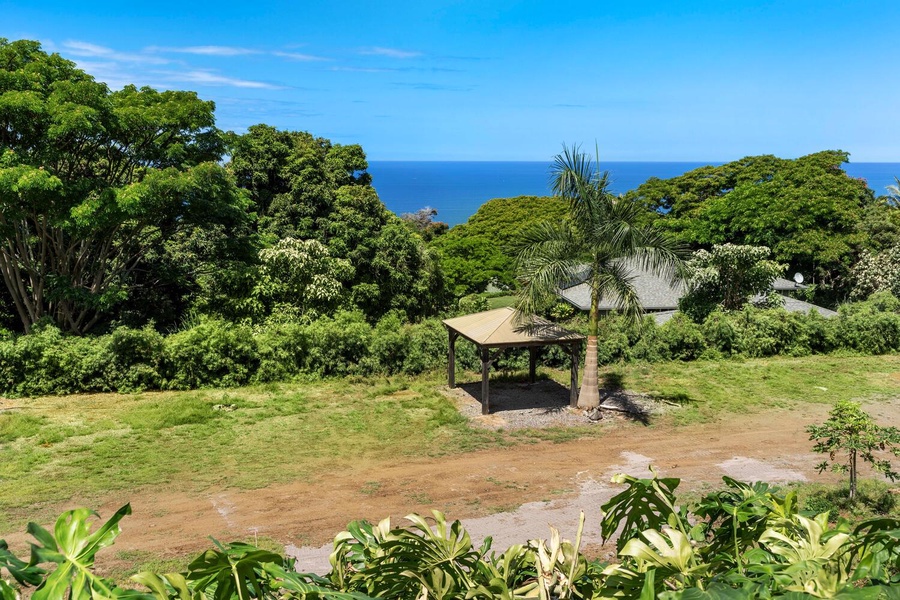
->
(482, 306), (515, 344)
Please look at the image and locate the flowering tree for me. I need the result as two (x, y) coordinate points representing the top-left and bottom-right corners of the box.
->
(255, 238), (351, 320)
(850, 244), (900, 300)
(679, 243), (785, 322)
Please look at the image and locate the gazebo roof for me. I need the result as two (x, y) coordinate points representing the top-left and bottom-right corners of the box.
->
(442, 307), (584, 349)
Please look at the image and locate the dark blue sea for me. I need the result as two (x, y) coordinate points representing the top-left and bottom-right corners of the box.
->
(368, 161), (900, 226)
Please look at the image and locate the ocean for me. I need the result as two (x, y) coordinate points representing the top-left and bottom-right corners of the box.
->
(367, 161), (900, 227)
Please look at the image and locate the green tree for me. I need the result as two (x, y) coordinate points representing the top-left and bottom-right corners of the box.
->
(807, 399), (900, 501)
(850, 244), (900, 300)
(229, 130), (445, 321)
(679, 243), (786, 322)
(0, 39), (251, 334)
(227, 124), (370, 240)
(430, 195), (569, 296)
(254, 238), (351, 321)
(514, 147), (683, 408)
(624, 151), (878, 305)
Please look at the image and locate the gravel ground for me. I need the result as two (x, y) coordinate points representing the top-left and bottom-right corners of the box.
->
(440, 378), (667, 429)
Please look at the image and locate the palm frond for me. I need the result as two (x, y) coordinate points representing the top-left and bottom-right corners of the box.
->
(513, 220), (584, 323)
(594, 260), (644, 326)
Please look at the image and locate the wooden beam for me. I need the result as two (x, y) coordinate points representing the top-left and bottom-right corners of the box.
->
(448, 330), (458, 388)
(481, 346), (491, 415)
(569, 343), (580, 408)
(529, 347), (537, 383)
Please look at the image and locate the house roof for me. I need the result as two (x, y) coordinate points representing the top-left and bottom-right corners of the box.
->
(558, 259), (685, 311)
(442, 307), (584, 348)
(773, 277), (808, 291)
(558, 261), (836, 318)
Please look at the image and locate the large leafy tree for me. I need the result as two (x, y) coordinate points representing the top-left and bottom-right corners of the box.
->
(624, 151), (880, 305)
(514, 147), (683, 408)
(228, 128), (445, 320)
(430, 195), (569, 296)
(0, 39), (251, 333)
(227, 124), (370, 241)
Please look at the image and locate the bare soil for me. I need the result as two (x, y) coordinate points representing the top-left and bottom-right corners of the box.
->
(11, 383), (900, 576)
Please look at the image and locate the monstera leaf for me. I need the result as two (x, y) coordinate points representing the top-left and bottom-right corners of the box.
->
(27, 504), (136, 600)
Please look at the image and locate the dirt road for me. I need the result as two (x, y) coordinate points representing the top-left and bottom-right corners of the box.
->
(62, 395), (896, 574)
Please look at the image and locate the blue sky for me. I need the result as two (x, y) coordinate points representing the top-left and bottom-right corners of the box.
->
(2, 0), (898, 161)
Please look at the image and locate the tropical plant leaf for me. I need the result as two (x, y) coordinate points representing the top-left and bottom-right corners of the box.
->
(601, 470), (683, 551)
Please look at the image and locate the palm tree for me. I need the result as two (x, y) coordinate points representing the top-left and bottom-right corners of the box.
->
(514, 146), (684, 409)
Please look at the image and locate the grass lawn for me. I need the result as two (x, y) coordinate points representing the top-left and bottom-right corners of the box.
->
(486, 295), (517, 309)
(1, 354), (899, 533)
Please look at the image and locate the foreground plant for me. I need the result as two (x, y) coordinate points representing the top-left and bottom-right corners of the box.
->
(2, 473), (899, 599)
(807, 399), (900, 501)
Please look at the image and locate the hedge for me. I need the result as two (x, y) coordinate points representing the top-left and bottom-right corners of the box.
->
(1, 293), (899, 396)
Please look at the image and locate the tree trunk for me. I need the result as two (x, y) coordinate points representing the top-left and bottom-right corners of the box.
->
(578, 282), (602, 409)
(849, 449), (857, 501)
(578, 335), (600, 408)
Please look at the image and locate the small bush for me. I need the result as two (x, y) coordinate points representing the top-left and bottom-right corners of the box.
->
(104, 326), (165, 391)
(165, 319), (259, 389)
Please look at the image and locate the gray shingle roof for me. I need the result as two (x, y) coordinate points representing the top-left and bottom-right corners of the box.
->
(558, 261), (836, 318)
(558, 259), (684, 311)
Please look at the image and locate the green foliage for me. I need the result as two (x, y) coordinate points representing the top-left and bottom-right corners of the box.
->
(625, 151), (881, 305)
(253, 238), (351, 321)
(3, 292), (900, 396)
(228, 126), (444, 321)
(0, 39), (253, 334)
(430, 196), (569, 296)
(514, 146), (684, 409)
(5, 474), (900, 599)
(851, 244), (900, 300)
(164, 319), (259, 389)
(679, 244), (786, 321)
(807, 399), (900, 500)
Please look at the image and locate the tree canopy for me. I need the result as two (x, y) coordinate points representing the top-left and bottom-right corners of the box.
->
(623, 151), (889, 305)
(227, 126), (445, 321)
(430, 195), (569, 296)
(0, 39), (252, 333)
(679, 243), (786, 322)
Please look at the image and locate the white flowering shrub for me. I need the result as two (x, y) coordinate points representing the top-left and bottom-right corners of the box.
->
(850, 244), (900, 300)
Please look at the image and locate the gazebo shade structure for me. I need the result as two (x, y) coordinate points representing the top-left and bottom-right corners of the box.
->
(442, 307), (586, 414)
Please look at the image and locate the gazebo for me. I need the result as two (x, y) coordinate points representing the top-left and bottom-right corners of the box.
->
(442, 307), (585, 414)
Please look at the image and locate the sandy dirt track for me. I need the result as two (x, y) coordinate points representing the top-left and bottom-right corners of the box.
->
(10, 387), (900, 575)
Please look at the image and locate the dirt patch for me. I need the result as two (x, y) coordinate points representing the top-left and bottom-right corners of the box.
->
(7, 391), (900, 577)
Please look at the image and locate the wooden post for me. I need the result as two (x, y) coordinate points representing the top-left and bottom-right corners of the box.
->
(481, 346), (490, 415)
(448, 330), (458, 388)
(569, 343), (579, 408)
(528, 347), (537, 383)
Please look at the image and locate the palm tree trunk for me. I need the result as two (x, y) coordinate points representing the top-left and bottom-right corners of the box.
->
(578, 336), (600, 408)
(578, 291), (601, 409)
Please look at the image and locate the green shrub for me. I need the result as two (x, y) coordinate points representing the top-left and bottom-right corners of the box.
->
(253, 321), (307, 383)
(835, 292), (900, 354)
(654, 313), (706, 361)
(164, 319), (259, 389)
(300, 311), (373, 376)
(104, 326), (165, 392)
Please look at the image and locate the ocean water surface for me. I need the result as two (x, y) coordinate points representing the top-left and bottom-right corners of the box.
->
(368, 161), (900, 227)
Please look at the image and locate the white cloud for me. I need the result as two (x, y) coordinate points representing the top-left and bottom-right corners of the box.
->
(330, 66), (398, 73)
(160, 69), (283, 89)
(273, 50), (329, 61)
(147, 45), (262, 57)
(360, 46), (422, 59)
(62, 40), (169, 64)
